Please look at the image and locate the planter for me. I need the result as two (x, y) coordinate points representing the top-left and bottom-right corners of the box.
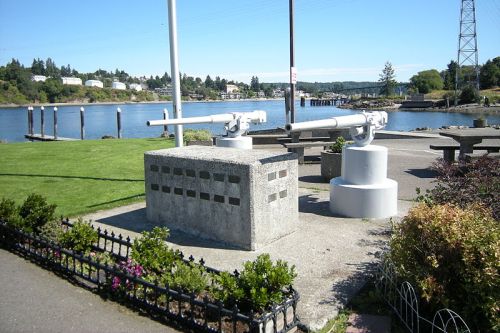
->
(321, 151), (342, 180)
(473, 118), (487, 128)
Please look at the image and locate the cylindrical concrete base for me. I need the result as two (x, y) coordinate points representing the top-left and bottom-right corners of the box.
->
(329, 178), (398, 218)
(342, 145), (388, 185)
(216, 136), (252, 149)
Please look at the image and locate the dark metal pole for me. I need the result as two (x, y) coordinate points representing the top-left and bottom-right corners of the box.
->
(289, 0), (296, 123)
(27, 106), (32, 135)
(40, 106), (45, 137)
(53, 107), (58, 140)
(29, 106), (34, 135)
(80, 107), (85, 140)
(117, 107), (122, 139)
(163, 108), (169, 136)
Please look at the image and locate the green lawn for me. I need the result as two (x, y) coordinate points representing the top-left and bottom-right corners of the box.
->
(0, 138), (174, 217)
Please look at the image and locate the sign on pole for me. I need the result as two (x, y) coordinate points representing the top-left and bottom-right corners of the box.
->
(290, 67), (297, 85)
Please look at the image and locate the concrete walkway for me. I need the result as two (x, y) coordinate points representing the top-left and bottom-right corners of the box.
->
(0, 134), (450, 332)
(0, 248), (180, 333)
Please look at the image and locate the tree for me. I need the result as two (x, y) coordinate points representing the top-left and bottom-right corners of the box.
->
(410, 69), (444, 94)
(204, 75), (214, 89)
(250, 76), (260, 92)
(378, 62), (397, 97)
(45, 58), (60, 78)
(442, 60), (458, 90)
(479, 57), (499, 89)
(459, 84), (479, 104)
(31, 58), (45, 75)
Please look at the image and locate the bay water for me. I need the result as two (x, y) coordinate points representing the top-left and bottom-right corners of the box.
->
(1, 100), (499, 142)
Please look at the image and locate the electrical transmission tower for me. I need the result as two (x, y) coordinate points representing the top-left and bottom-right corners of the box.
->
(455, 0), (480, 97)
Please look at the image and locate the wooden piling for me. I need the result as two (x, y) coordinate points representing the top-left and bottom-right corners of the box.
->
(80, 107), (85, 140)
(40, 106), (45, 137)
(53, 107), (58, 139)
(163, 108), (169, 136)
(117, 108), (122, 139)
(300, 96), (305, 107)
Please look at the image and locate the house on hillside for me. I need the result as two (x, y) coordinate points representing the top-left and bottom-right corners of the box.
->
(129, 83), (142, 92)
(112, 82), (126, 90)
(226, 84), (239, 94)
(85, 80), (103, 88)
(32, 75), (47, 82)
(62, 77), (82, 86)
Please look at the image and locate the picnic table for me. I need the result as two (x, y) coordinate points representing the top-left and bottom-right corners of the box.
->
(439, 128), (500, 160)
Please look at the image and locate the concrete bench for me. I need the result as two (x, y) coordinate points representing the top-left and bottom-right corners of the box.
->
(277, 136), (330, 144)
(283, 141), (336, 163)
(430, 144), (500, 162)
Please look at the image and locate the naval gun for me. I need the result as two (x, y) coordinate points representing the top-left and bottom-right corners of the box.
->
(147, 110), (266, 149)
(285, 111), (388, 146)
(286, 110), (397, 219)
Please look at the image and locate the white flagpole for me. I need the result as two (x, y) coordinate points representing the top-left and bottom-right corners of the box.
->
(167, 0), (183, 147)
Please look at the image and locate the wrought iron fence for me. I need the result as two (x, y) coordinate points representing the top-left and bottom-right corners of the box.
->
(0, 220), (300, 333)
(375, 258), (471, 333)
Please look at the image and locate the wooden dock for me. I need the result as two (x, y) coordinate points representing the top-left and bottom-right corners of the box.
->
(25, 134), (78, 141)
(310, 98), (349, 106)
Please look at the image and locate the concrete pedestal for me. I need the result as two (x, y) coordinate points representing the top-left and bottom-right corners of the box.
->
(216, 136), (252, 149)
(330, 145), (397, 218)
(145, 146), (298, 250)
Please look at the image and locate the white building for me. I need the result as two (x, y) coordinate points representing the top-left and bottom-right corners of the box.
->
(226, 84), (239, 94)
(62, 77), (82, 86)
(32, 75), (47, 82)
(112, 82), (126, 90)
(129, 83), (142, 92)
(85, 80), (103, 88)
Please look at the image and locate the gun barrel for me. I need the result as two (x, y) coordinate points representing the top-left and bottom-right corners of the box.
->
(286, 113), (370, 132)
(147, 110), (266, 127)
(147, 114), (234, 127)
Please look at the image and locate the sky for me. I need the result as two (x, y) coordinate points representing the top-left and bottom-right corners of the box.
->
(0, 0), (498, 83)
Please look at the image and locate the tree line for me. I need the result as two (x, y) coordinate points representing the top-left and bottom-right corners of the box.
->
(1, 56), (498, 105)
(408, 57), (499, 94)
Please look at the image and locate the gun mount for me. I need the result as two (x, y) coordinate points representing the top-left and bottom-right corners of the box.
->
(286, 110), (396, 218)
(285, 111), (388, 146)
(147, 110), (266, 149)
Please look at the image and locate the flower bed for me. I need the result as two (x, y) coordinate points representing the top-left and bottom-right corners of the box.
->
(0, 219), (300, 333)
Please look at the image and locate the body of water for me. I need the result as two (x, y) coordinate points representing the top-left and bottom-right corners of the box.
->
(1, 100), (499, 142)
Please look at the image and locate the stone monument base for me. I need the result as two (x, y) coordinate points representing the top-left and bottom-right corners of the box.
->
(145, 146), (298, 250)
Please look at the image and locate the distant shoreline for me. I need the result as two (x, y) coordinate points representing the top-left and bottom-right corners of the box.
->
(0, 98), (283, 109)
(1, 99), (499, 116)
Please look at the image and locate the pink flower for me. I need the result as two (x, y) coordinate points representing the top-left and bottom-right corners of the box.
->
(111, 276), (121, 290)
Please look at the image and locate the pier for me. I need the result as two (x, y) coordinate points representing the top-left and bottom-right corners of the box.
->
(24, 134), (77, 141)
(309, 98), (349, 106)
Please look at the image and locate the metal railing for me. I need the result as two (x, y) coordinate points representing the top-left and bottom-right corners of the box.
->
(375, 258), (471, 333)
(0, 220), (300, 333)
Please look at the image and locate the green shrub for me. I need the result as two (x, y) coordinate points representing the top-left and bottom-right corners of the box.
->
(0, 198), (21, 227)
(39, 218), (64, 242)
(165, 260), (209, 294)
(18, 193), (56, 233)
(211, 254), (296, 311)
(329, 136), (347, 153)
(459, 84), (480, 104)
(131, 227), (180, 274)
(211, 271), (244, 305)
(60, 218), (98, 253)
(389, 203), (499, 332)
(183, 129), (212, 142)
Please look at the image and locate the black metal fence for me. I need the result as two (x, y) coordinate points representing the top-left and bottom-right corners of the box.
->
(0, 220), (300, 333)
(375, 258), (471, 333)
